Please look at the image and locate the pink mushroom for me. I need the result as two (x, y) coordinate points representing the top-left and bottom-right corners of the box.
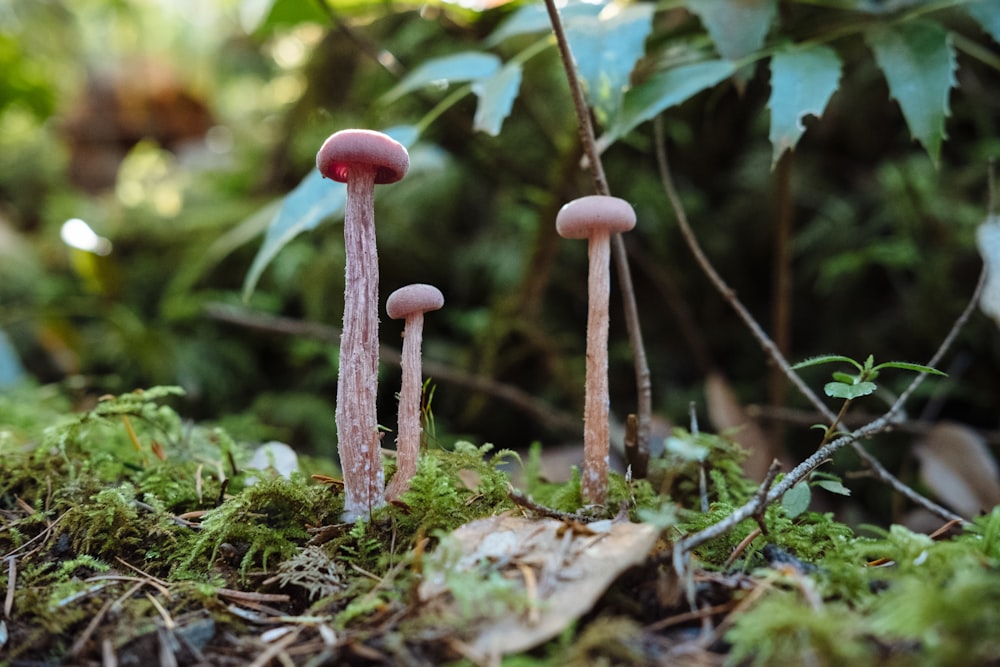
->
(556, 195), (637, 505)
(384, 283), (445, 501)
(317, 129), (409, 521)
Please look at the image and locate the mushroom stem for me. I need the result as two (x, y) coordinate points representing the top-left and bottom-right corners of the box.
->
(383, 283), (443, 500)
(555, 195), (635, 506)
(386, 310), (425, 500)
(338, 164), (385, 521)
(583, 232), (611, 505)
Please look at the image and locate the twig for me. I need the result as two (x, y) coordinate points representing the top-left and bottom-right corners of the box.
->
(313, 0), (404, 78)
(653, 118), (974, 532)
(542, 0), (653, 467)
(508, 487), (589, 523)
(203, 302), (582, 435)
(652, 118), (832, 423)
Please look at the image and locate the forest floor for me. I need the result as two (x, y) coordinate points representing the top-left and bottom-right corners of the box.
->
(2, 384), (1000, 666)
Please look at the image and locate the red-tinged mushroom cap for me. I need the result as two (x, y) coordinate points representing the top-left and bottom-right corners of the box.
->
(556, 195), (636, 239)
(386, 284), (445, 320)
(317, 129), (410, 184)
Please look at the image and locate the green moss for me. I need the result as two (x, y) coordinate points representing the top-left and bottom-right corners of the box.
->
(394, 441), (516, 534)
(182, 475), (332, 579)
(726, 592), (874, 666)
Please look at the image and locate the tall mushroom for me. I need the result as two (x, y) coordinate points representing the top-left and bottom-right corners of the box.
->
(384, 283), (445, 500)
(556, 195), (636, 505)
(317, 129), (409, 521)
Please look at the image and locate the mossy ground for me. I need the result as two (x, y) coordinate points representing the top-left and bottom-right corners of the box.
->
(2, 384), (999, 666)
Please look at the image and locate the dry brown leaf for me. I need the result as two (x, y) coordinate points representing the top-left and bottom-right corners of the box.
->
(705, 372), (776, 481)
(419, 514), (658, 659)
(914, 421), (1000, 519)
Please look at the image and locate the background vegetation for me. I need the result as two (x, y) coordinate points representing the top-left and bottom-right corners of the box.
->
(1, 0), (998, 530)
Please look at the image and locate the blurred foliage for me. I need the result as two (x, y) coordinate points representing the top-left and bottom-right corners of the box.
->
(0, 0), (998, 528)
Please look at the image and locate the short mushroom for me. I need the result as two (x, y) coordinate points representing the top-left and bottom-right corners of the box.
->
(556, 195), (636, 505)
(384, 283), (444, 501)
(317, 129), (409, 521)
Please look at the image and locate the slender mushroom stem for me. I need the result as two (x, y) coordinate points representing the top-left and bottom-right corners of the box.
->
(338, 164), (383, 520)
(556, 196), (636, 505)
(384, 284), (444, 501)
(317, 129), (408, 522)
(584, 231), (612, 504)
(389, 309), (425, 498)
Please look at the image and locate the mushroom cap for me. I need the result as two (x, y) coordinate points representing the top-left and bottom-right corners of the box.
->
(386, 284), (445, 320)
(555, 195), (636, 239)
(317, 129), (409, 184)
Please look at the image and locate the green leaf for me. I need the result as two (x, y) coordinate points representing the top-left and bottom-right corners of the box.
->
(782, 482), (811, 519)
(605, 59), (736, 146)
(242, 170), (344, 301)
(472, 63), (522, 136)
(685, 0), (777, 61)
(485, 2), (602, 47)
(824, 381), (877, 400)
(966, 0), (1000, 44)
(815, 479), (851, 497)
(565, 3), (655, 122)
(791, 355), (861, 371)
(768, 44), (842, 167)
(383, 52), (501, 104)
(978, 215), (1000, 328)
(865, 20), (957, 165)
(831, 372), (857, 384)
(871, 361), (946, 375)
(242, 126), (420, 300)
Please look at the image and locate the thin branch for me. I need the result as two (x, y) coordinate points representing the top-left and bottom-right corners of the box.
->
(202, 302), (582, 435)
(652, 117), (834, 424)
(543, 0), (653, 470)
(653, 119), (984, 549)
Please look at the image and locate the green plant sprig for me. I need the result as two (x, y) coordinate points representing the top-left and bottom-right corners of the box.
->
(792, 354), (946, 445)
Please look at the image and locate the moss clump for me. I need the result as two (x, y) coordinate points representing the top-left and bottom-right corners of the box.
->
(725, 508), (1000, 666)
(182, 475), (332, 580)
(394, 441), (516, 535)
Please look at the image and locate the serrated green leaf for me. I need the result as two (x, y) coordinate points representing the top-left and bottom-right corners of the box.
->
(791, 354), (861, 371)
(872, 361), (946, 375)
(242, 126), (420, 300)
(824, 381), (877, 400)
(565, 3), (655, 122)
(605, 59), (735, 146)
(383, 52), (501, 104)
(472, 63), (522, 136)
(815, 479), (852, 497)
(685, 0), (777, 61)
(865, 20), (957, 165)
(768, 44), (842, 167)
(782, 482), (811, 519)
(485, 2), (603, 47)
(966, 0), (1000, 44)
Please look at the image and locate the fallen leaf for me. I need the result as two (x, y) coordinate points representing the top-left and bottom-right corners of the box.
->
(419, 514), (659, 658)
(705, 372), (777, 480)
(914, 421), (1000, 518)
